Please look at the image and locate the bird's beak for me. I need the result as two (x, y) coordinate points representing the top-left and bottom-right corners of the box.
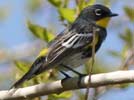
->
(109, 13), (118, 17)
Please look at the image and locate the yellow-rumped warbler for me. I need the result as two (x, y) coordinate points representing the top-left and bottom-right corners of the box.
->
(10, 4), (118, 89)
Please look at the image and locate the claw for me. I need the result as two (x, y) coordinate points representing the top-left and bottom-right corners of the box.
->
(61, 64), (88, 87)
(78, 74), (87, 88)
(60, 71), (71, 85)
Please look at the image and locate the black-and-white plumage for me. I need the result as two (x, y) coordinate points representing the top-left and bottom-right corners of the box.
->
(10, 4), (118, 89)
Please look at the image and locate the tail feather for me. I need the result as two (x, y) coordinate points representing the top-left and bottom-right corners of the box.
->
(10, 72), (32, 89)
(10, 56), (46, 89)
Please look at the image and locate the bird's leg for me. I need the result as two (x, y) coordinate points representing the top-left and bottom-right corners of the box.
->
(60, 71), (71, 79)
(61, 64), (87, 77)
(61, 64), (87, 87)
(60, 71), (72, 85)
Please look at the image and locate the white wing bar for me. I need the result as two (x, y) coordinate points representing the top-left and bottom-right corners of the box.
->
(62, 33), (92, 48)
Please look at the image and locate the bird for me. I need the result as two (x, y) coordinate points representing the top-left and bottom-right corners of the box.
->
(10, 4), (118, 89)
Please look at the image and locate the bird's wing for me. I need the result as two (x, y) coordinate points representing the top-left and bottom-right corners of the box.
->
(46, 29), (93, 65)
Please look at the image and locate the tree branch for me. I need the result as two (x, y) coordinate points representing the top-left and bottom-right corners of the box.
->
(1, 70), (134, 100)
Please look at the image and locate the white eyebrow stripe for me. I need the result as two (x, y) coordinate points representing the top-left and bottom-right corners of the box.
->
(62, 33), (92, 48)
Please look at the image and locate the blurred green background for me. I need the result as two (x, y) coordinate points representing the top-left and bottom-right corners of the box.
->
(0, 0), (134, 100)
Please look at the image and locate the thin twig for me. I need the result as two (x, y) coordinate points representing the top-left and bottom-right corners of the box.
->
(85, 26), (97, 100)
(121, 51), (134, 70)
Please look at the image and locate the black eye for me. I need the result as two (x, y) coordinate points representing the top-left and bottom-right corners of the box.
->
(95, 9), (102, 16)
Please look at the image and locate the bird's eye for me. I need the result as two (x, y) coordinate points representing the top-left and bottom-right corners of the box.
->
(95, 9), (102, 16)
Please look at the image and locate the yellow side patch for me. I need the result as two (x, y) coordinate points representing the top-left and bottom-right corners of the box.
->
(96, 17), (110, 28)
(37, 48), (49, 58)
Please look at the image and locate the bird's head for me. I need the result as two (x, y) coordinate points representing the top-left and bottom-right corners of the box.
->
(78, 4), (118, 28)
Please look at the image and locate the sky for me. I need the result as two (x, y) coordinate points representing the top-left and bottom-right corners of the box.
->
(0, 0), (134, 100)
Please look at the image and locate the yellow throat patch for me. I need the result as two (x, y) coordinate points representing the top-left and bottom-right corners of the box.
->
(96, 17), (110, 28)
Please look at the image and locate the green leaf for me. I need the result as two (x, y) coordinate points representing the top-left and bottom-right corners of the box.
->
(76, 0), (85, 11)
(101, 0), (110, 7)
(27, 0), (42, 13)
(48, 91), (72, 99)
(48, 0), (62, 7)
(121, 46), (129, 60)
(37, 48), (49, 57)
(77, 0), (95, 11)
(0, 6), (9, 21)
(14, 61), (30, 72)
(108, 50), (121, 58)
(84, 59), (109, 74)
(27, 21), (55, 42)
(58, 8), (76, 23)
(119, 28), (133, 47)
(85, 0), (96, 6)
(119, 83), (130, 89)
(124, 6), (134, 21)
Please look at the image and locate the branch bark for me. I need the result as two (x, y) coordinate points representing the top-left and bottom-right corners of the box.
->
(1, 70), (134, 100)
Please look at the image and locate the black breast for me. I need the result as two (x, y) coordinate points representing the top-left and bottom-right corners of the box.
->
(81, 27), (107, 58)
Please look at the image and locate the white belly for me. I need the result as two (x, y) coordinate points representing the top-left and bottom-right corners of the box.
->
(59, 53), (89, 70)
